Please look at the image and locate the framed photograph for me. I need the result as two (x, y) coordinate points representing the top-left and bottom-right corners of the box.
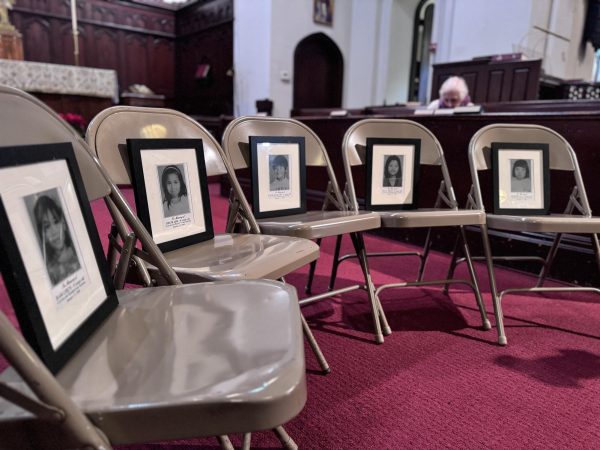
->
(313, 0), (334, 25)
(365, 138), (421, 210)
(0, 143), (118, 373)
(492, 142), (550, 215)
(250, 136), (307, 219)
(127, 139), (214, 253)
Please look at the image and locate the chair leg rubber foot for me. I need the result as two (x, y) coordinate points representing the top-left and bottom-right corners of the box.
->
(498, 336), (508, 346)
(382, 325), (392, 336)
(375, 334), (385, 344)
(482, 319), (492, 331)
(322, 367), (331, 375)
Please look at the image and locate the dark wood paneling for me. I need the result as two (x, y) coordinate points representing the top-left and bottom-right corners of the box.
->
(432, 58), (541, 103)
(10, 0), (177, 100)
(8, 0), (232, 116)
(20, 17), (51, 62)
(175, 22), (233, 115)
(291, 111), (600, 286)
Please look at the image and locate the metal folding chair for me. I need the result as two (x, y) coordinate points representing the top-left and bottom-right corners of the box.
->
(339, 118), (491, 333)
(222, 116), (389, 346)
(0, 85), (306, 449)
(466, 123), (600, 345)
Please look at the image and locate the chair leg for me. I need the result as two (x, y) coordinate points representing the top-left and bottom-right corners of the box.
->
(459, 226), (491, 330)
(350, 232), (390, 342)
(592, 233), (600, 274)
(536, 232), (562, 287)
(480, 224), (507, 345)
(305, 238), (321, 295)
(300, 313), (330, 373)
(328, 234), (343, 291)
(443, 230), (462, 295)
(417, 227), (434, 282)
(273, 426), (298, 450)
(217, 435), (234, 450)
(242, 433), (252, 450)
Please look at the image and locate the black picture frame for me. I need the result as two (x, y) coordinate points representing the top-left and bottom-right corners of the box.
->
(0, 142), (118, 374)
(492, 142), (550, 215)
(365, 137), (421, 210)
(127, 138), (214, 253)
(249, 136), (307, 219)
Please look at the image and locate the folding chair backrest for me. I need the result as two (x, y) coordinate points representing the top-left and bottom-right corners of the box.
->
(0, 85), (110, 202)
(86, 106), (229, 184)
(342, 118), (455, 211)
(469, 123), (589, 212)
(222, 116), (345, 205)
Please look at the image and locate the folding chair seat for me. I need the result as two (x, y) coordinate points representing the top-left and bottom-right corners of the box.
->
(0, 281), (306, 448)
(0, 85), (307, 448)
(86, 106), (319, 285)
(86, 106), (329, 375)
(222, 116), (389, 344)
(339, 118), (491, 332)
(466, 123), (600, 345)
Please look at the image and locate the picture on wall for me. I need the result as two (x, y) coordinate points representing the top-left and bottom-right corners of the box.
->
(365, 137), (421, 210)
(250, 136), (306, 219)
(491, 142), (550, 215)
(313, 0), (334, 25)
(127, 138), (214, 252)
(0, 143), (117, 373)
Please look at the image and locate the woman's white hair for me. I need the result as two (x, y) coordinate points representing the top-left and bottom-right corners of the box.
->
(439, 76), (469, 100)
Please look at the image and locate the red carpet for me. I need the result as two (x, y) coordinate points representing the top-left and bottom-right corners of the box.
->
(3, 184), (600, 448)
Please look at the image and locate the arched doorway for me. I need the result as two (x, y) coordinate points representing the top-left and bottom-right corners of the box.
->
(293, 33), (343, 110)
(408, 0), (435, 102)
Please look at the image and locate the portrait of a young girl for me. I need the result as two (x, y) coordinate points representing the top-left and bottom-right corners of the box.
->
(160, 164), (190, 217)
(510, 159), (531, 193)
(382, 155), (403, 188)
(31, 192), (81, 286)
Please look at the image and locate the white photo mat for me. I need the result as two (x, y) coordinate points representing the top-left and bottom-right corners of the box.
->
(0, 160), (107, 350)
(496, 149), (544, 210)
(370, 143), (416, 205)
(256, 142), (302, 213)
(140, 148), (207, 244)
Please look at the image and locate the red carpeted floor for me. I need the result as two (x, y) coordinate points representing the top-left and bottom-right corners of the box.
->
(4, 184), (600, 449)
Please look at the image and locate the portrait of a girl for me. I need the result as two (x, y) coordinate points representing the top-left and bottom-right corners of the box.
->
(382, 155), (403, 188)
(160, 165), (190, 218)
(32, 193), (81, 286)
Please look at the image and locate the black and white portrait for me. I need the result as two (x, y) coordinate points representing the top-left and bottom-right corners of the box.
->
(269, 154), (290, 191)
(510, 159), (532, 193)
(26, 189), (81, 286)
(158, 164), (191, 217)
(382, 154), (403, 188)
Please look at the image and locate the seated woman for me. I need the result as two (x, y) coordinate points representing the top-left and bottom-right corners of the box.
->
(428, 76), (473, 109)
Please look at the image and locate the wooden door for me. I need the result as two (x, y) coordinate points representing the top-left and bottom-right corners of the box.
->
(293, 33), (343, 110)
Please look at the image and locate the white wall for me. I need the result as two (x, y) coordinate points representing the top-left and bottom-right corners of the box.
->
(234, 0), (396, 117)
(385, 0), (422, 104)
(269, 0), (353, 116)
(430, 0), (594, 84)
(233, 1), (271, 116)
(432, 0), (532, 64)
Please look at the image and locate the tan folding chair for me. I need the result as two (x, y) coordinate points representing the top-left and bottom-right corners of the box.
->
(0, 85), (306, 448)
(339, 118), (491, 332)
(86, 106), (331, 374)
(467, 123), (600, 345)
(222, 116), (389, 344)
(86, 106), (319, 286)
